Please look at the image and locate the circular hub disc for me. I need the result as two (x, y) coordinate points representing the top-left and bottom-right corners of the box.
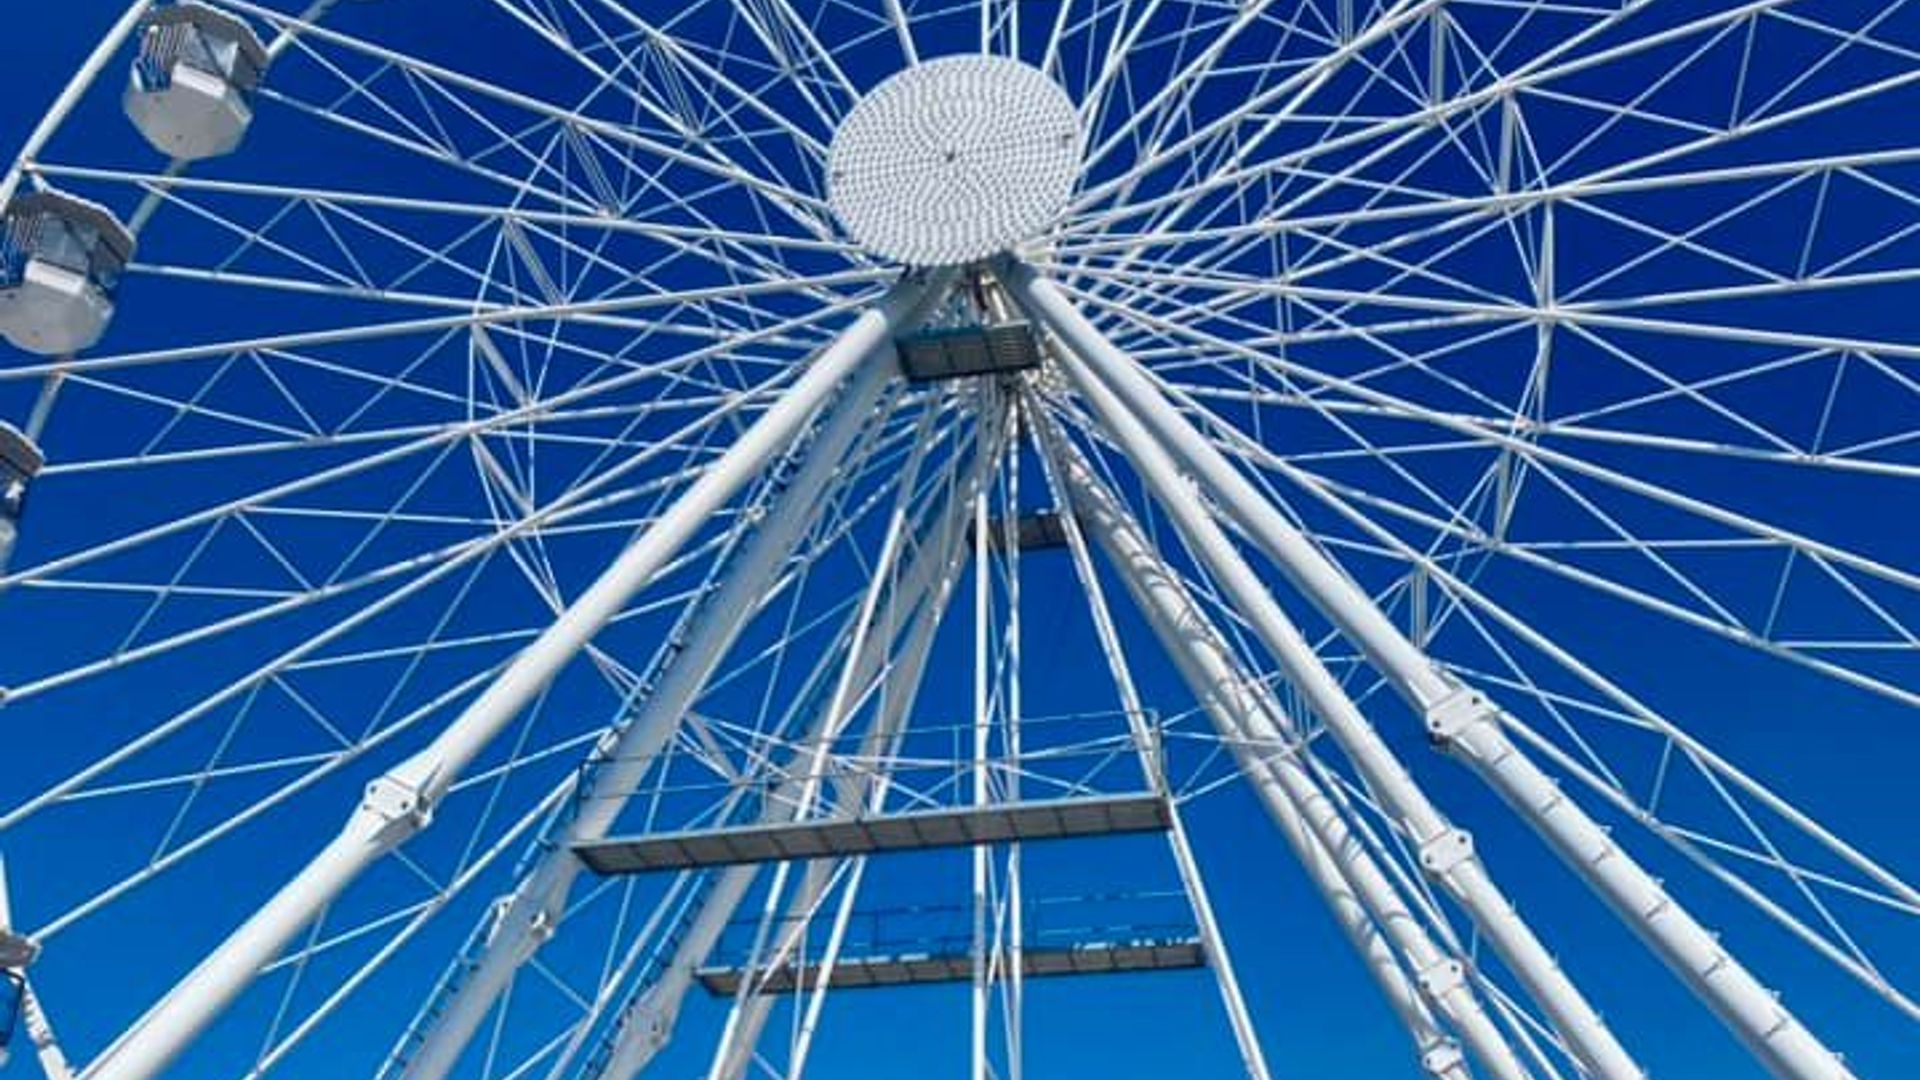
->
(828, 56), (1081, 267)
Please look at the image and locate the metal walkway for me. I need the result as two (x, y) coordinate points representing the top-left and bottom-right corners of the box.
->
(696, 936), (1207, 995)
(895, 319), (1044, 383)
(573, 793), (1172, 875)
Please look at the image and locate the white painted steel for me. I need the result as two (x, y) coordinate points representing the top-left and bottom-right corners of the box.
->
(697, 394), (1009, 1080)
(1010, 265), (1642, 1080)
(82, 273), (952, 1080)
(587, 401), (1001, 1080)
(5, 2), (1915, 1075)
(1029, 400), (1275, 1080)
(969, 473), (991, 1080)
(391, 340), (897, 1080)
(0, 1), (160, 211)
(1004, 260), (1854, 1080)
(1039, 414), (1496, 1080)
(1, 862), (85, 1080)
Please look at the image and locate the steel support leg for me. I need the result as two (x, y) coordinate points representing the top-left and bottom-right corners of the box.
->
(697, 394), (994, 1080)
(1029, 397), (1275, 1080)
(705, 392), (1018, 1080)
(702, 435), (994, 1080)
(596, 575), (930, 1080)
(1011, 288), (1641, 1079)
(1040, 416), (1502, 1080)
(83, 272), (954, 1080)
(701, 495), (978, 1080)
(1003, 259), (1852, 1080)
(591, 399), (1001, 1080)
(389, 341), (899, 1080)
(969, 473), (993, 1080)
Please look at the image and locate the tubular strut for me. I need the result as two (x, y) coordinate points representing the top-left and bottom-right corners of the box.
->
(591, 393), (1003, 1080)
(83, 271), (956, 1080)
(698, 393), (1006, 1080)
(1003, 258), (1855, 1080)
(1029, 392), (1277, 1080)
(1010, 261), (1640, 1080)
(1036, 408), (1502, 1080)
(388, 327), (901, 1080)
(0, 860), (75, 1080)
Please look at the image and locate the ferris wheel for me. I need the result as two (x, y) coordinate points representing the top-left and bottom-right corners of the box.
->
(0, 1), (1916, 1078)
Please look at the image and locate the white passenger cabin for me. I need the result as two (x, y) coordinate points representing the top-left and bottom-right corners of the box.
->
(125, 1), (269, 161)
(0, 191), (134, 357)
(0, 422), (43, 575)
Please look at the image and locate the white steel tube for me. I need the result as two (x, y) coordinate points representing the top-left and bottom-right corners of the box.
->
(598, 412), (999, 1080)
(1003, 260), (1853, 1080)
(1003, 413), (1026, 1080)
(702, 406), (1003, 1080)
(1022, 305), (1640, 1080)
(392, 352), (897, 1080)
(1027, 398), (1294, 1080)
(708, 561), (969, 1080)
(969, 475), (992, 1080)
(0, 1), (157, 211)
(700, 404), (960, 1080)
(0, 860), (74, 1080)
(701, 558), (963, 1080)
(1043, 420), (1496, 1080)
(83, 273), (952, 1080)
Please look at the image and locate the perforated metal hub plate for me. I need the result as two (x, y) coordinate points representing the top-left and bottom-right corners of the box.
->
(828, 56), (1081, 267)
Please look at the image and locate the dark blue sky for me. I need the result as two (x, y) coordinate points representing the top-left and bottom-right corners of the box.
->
(3, 3), (1918, 1079)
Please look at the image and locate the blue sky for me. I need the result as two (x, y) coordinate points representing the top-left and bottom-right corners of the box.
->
(2, 3), (1918, 1079)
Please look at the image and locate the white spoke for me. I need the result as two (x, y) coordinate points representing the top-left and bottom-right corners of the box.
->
(3, 3), (1913, 1078)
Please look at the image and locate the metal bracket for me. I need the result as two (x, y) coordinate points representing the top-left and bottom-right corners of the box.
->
(1415, 957), (1467, 999)
(526, 906), (558, 947)
(362, 774), (433, 834)
(487, 894), (556, 957)
(0, 930), (35, 970)
(1418, 828), (1476, 878)
(1420, 1037), (1467, 1077)
(1424, 688), (1497, 749)
(616, 996), (673, 1056)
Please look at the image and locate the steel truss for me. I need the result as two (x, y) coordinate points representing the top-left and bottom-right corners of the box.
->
(4, 4), (1917, 1079)
(0, 261), (1884, 1080)
(310, 261), (1855, 1080)
(1003, 260), (1853, 1080)
(84, 273), (955, 1080)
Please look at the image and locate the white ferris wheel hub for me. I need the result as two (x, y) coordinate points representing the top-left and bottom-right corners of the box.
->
(827, 55), (1081, 268)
